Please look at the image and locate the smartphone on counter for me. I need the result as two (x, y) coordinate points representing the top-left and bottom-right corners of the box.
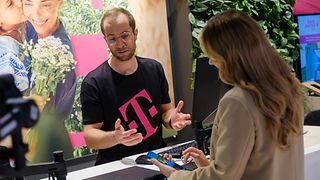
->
(147, 151), (185, 170)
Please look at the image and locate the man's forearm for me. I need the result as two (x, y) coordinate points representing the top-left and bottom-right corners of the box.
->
(84, 129), (118, 149)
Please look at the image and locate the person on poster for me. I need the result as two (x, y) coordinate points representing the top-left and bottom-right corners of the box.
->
(80, 7), (192, 165)
(22, 0), (76, 119)
(19, 0), (76, 163)
(151, 9), (304, 180)
(0, 0), (29, 151)
(0, 0), (28, 92)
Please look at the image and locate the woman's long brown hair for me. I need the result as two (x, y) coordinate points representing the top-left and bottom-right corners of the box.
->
(200, 9), (303, 149)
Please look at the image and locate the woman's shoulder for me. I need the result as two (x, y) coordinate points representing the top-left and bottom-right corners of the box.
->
(223, 86), (252, 102)
(0, 36), (21, 55)
(220, 86), (258, 113)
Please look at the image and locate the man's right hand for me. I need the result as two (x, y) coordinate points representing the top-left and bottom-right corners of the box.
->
(113, 119), (143, 146)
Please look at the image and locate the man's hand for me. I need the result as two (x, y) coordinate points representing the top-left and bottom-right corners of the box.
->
(170, 100), (191, 131)
(113, 119), (143, 146)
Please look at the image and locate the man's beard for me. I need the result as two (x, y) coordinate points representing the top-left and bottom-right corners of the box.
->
(111, 46), (136, 62)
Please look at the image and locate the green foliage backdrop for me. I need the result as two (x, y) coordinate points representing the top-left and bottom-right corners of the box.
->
(60, 0), (128, 35)
(188, 0), (299, 72)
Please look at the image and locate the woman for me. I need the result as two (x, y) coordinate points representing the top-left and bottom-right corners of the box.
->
(151, 9), (304, 180)
(0, 0), (32, 157)
(21, 0), (76, 163)
(0, 0), (29, 92)
(22, 0), (76, 118)
(22, 0), (69, 43)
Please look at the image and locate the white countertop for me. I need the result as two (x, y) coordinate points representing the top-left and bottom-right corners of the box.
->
(42, 126), (320, 180)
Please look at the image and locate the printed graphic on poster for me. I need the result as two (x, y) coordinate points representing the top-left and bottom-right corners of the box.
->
(0, 0), (174, 163)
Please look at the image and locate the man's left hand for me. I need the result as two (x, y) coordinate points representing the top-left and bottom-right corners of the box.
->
(170, 100), (191, 131)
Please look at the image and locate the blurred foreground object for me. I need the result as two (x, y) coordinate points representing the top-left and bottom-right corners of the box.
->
(0, 74), (68, 180)
(0, 74), (39, 141)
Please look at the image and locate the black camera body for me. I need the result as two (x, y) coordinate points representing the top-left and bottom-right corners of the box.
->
(0, 74), (67, 179)
(0, 74), (39, 141)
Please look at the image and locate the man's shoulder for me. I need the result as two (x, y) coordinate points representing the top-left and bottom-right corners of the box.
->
(53, 22), (74, 51)
(53, 21), (69, 40)
(137, 56), (163, 69)
(83, 61), (109, 83)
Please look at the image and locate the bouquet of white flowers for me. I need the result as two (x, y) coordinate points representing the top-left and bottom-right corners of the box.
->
(27, 36), (76, 105)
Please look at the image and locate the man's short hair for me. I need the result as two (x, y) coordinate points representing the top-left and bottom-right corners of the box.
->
(100, 7), (136, 36)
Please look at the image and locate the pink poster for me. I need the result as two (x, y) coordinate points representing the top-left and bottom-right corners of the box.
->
(92, 0), (104, 10)
(70, 34), (109, 77)
(293, 0), (320, 14)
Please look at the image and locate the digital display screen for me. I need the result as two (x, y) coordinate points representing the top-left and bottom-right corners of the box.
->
(296, 14), (320, 82)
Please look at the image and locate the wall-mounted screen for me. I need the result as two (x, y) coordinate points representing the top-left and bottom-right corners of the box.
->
(295, 13), (320, 82)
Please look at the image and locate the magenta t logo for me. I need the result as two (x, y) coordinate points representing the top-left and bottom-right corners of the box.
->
(118, 89), (158, 139)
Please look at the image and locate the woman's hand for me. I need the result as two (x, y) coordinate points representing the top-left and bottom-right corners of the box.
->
(182, 147), (209, 167)
(162, 153), (172, 161)
(150, 158), (176, 178)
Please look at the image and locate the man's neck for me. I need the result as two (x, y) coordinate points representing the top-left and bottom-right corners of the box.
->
(108, 56), (138, 75)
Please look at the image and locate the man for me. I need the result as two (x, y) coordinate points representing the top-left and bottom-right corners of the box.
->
(80, 7), (191, 165)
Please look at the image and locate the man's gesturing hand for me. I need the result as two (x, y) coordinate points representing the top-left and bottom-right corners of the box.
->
(170, 100), (191, 131)
(113, 119), (143, 146)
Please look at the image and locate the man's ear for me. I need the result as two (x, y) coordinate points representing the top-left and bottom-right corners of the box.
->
(59, 0), (64, 7)
(134, 28), (138, 40)
(0, 23), (5, 34)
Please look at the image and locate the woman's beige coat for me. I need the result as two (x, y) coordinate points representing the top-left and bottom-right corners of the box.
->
(170, 87), (304, 180)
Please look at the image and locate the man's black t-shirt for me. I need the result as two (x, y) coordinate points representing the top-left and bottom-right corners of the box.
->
(81, 56), (171, 165)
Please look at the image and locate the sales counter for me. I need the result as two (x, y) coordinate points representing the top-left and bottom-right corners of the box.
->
(42, 125), (320, 180)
